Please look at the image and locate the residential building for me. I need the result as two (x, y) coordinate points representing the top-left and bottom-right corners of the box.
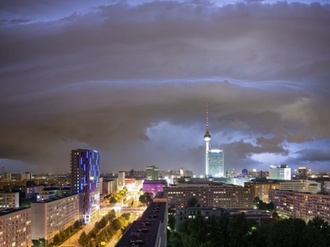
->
(279, 180), (321, 194)
(176, 207), (272, 229)
(163, 183), (254, 209)
(176, 207), (228, 229)
(71, 149), (100, 223)
(0, 207), (31, 247)
(31, 194), (81, 241)
(0, 192), (19, 210)
(270, 189), (330, 222)
(245, 182), (280, 203)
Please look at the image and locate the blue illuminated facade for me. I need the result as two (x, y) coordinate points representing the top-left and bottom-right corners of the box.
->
(71, 149), (100, 223)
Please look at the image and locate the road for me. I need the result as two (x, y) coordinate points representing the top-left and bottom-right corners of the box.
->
(60, 206), (146, 247)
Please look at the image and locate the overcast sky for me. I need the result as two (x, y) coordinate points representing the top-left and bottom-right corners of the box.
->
(1, 0), (329, 175)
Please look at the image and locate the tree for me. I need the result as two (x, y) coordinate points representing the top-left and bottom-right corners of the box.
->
(52, 233), (61, 244)
(168, 214), (176, 231)
(139, 192), (153, 205)
(187, 196), (199, 207)
(78, 231), (89, 247)
(110, 196), (117, 204)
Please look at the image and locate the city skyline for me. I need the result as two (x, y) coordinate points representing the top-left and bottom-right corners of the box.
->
(1, 0), (330, 174)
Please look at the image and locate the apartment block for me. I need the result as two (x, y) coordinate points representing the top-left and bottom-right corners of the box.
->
(245, 182), (280, 203)
(270, 189), (330, 222)
(0, 192), (19, 210)
(31, 194), (81, 241)
(279, 180), (321, 194)
(0, 207), (31, 247)
(163, 183), (254, 209)
(176, 207), (272, 229)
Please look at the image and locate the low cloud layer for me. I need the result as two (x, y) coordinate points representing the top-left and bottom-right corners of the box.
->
(0, 0), (329, 174)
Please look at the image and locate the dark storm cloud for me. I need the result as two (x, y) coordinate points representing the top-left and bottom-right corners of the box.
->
(0, 1), (329, 173)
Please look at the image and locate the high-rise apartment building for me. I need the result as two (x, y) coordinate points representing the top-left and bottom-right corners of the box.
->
(31, 194), (80, 241)
(71, 149), (100, 223)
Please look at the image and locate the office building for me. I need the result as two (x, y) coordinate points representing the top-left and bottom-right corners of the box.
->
(269, 164), (291, 180)
(31, 194), (81, 241)
(270, 190), (330, 222)
(146, 166), (159, 180)
(163, 183), (254, 209)
(71, 149), (100, 223)
(0, 207), (31, 247)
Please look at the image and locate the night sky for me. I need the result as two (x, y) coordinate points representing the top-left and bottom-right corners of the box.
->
(1, 0), (329, 175)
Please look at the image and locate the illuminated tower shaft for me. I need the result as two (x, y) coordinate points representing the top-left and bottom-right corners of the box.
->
(203, 103), (211, 176)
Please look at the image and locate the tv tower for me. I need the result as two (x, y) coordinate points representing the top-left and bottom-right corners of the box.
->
(203, 103), (211, 176)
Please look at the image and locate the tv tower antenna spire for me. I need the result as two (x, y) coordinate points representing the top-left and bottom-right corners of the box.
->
(203, 103), (211, 176)
(206, 103), (209, 132)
